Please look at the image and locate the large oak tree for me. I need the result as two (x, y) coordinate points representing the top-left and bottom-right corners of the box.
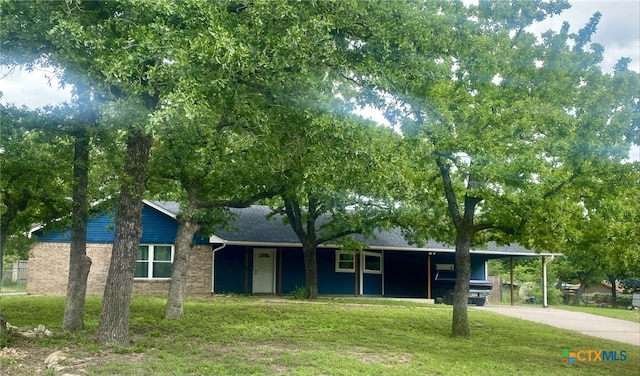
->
(338, 0), (639, 336)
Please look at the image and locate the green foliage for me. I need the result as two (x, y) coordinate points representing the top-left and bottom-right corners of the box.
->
(291, 286), (313, 300)
(1, 234), (35, 261)
(334, 237), (367, 254)
(616, 294), (633, 307)
(554, 257), (604, 286)
(583, 293), (633, 308)
(589, 293), (612, 305)
(527, 283), (564, 306)
(0, 104), (74, 255)
(335, 0), (639, 250)
(0, 319), (12, 348)
(489, 258), (564, 305)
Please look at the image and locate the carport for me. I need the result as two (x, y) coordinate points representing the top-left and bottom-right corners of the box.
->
(469, 247), (562, 307)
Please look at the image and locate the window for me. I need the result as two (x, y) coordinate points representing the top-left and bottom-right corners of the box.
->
(135, 245), (173, 279)
(335, 251), (355, 272)
(363, 252), (382, 274)
(436, 263), (454, 271)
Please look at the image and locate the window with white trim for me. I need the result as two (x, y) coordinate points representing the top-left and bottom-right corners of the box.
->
(335, 251), (355, 272)
(135, 245), (174, 279)
(363, 252), (382, 274)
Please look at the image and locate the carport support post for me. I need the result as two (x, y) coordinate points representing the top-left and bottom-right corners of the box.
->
(542, 256), (548, 308)
(510, 257), (514, 306)
(354, 253), (359, 297)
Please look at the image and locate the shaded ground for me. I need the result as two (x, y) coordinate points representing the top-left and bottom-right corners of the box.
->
(0, 340), (148, 376)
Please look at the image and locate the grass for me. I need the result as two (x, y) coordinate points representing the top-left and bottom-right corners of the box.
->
(0, 295), (638, 375)
(554, 304), (640, 323)
(315, 296), (435, 307)
(0, 282), (27, 295)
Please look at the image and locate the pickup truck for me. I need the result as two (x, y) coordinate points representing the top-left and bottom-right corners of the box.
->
(434, 271), (493, 306)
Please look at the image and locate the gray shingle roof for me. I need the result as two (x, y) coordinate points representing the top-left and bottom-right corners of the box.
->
(148, 201), (557, 257)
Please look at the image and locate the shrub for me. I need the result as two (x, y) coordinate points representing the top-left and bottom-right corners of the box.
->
(291, 286), (312, 300)
(524, 283), (563, 305)
(590, 293), (611, 305)
(617, 294), (632, 307)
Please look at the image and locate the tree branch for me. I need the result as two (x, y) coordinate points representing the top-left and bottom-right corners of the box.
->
(435, 154), (462, 229)
(472, 222), (494, 233)
(283, 196), (307, 242)
(306, 195), (318, 242)
(193, 187), (282, 209)
(433, 150), (459, 165)
(543, 165), (583, 199)
(316, 227), (364, 246)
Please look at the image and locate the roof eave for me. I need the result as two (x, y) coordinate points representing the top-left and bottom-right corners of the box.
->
(207, 236), (561, 257)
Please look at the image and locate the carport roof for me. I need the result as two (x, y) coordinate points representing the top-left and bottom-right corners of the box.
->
(148, 201), (559, 257)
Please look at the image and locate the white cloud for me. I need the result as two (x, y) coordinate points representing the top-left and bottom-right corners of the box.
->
(627, 145), (640, 162)
(0, 66), (72, 108)
(528, 0), (640, 72)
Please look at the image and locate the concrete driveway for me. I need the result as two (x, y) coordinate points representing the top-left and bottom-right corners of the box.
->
(474, 305), (640, 346)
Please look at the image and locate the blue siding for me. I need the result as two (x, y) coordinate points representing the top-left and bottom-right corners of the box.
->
(363, 274), (382, 295)
(318, 249), (355, 295)
(382, 252), (489, 298)
(34, 203), (210, 245)
(214, 246), (249, 294)
(212, 246), (493, 297)
(36, 213), (116, 243)
(279, 248), (305, 294)
(34, 228), (71, 242)
(140, 205), (177, 244)
(384, 251), (428, 297)
(87, 214), (117, 242)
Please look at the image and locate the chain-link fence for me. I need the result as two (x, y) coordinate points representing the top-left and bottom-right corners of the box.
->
(0, 260), (28, 294)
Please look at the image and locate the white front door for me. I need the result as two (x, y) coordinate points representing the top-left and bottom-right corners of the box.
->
(252, 248), (275, 293)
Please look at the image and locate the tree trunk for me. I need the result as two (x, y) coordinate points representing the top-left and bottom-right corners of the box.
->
(571, 283), (587, 306)
(608, 275), (618, 308)
(570, 273), (592, 306)
(97, 129), (151, 346)
(1, 222), (20, 336)
(63, 125), (92, 331)
(452, 230), (472, 337)
(165, 216), (200, 320)
(302, 241), (319, 299)
(435, 157), (478, 337)
(282, 195), (320, 299)
(0, 227), (7, 335)
(0, 224), (6, 292)
(0, 313), (6, 342)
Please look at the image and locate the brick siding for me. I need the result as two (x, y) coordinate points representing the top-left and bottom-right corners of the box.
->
(27, 243), (212, 296)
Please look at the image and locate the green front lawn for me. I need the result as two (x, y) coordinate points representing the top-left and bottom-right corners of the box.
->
(555, 304), (640, 323)
(0, 295), (638, 375)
